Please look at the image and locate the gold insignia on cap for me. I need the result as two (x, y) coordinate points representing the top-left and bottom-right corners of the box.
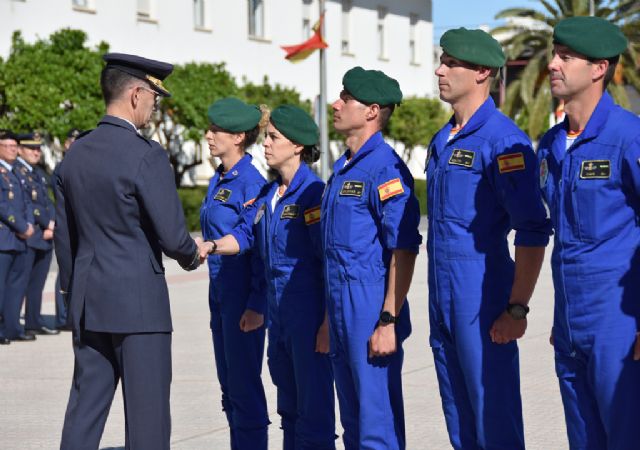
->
(146, 74), (166, 91)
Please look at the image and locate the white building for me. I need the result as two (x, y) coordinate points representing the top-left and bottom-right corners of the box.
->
(2, 0), (435, 180)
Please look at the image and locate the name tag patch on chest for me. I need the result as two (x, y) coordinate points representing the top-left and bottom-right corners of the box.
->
(580, 160), (610, 179)
(449, 149), (475, 168)
(339, 181), (364, 197)
(498, 152), (525, 173)
(281, 204), (300, 219)
(213, 188), (232, 202)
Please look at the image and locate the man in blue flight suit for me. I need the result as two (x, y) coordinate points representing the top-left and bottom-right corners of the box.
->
(426, 29), (551, 449)
(0, 129), (36, 343)
(55, 53), (207, 450)
(538, 17), (640, 450)
(321, 67), (422, 450)
(14, 132), (59, 336)
(54, 128), (81, 331)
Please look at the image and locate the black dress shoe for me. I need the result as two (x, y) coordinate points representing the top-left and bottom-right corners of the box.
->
(11, 334), (36, 342)
(25, 326), (60, 336)
(0, 337), (10, 345)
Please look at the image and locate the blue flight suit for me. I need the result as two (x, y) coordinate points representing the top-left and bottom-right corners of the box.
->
(56, 115), (199, 450)
(426, 97), (551, 450)
(537, 92), (640, 450)
(200, 154), (270, 450)
(12, 159), (55, 331)
(0, 160), (32, 339)
(230, 162), (335, 450)
(320, 131), (421, 450)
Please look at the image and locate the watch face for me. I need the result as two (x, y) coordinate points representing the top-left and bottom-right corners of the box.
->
(379, 311), (395, 324)
(508, 304), (528, 320)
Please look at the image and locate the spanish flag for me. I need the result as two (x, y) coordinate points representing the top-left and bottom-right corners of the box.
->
(281, 14), (328, 63)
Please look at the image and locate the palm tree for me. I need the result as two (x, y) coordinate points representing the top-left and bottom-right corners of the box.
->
(491, 0), (640, 140)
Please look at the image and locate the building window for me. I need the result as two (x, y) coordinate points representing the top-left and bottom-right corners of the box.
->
(248, 0), (265, 38)
(137, 0), (153, 20)
(194, 0), (206, 29)
(377, 6), (388, 60)
(302, 0), (311, 39)
(409, 14), (420, 64)
(341, 0), (352, 54)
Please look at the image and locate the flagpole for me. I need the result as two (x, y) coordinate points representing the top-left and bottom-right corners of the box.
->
(319, 0), (329, 181)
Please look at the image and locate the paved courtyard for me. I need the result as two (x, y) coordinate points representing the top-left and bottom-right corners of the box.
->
(0, 224), (568, 449)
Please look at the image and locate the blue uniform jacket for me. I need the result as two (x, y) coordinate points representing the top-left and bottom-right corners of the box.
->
(321, 131), (422, 338)
(230, 162), (325, 335)
(14, 159), (54, 251)
(426, 97), (551, 335)
(54, 115), (198, 333)
(0, 163), (30, 252)
(200, 154), (267, 315)
(537, 93), (640, 347)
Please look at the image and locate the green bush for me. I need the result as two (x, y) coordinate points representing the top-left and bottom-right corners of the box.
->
(413, 178), (427, 216)
(178, 186), (207, 231)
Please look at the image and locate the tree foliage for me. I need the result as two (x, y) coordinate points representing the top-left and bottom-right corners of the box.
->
(239, 75), (312, 112)
(387, 97), (449, 162)
(0, 29), (107, 141)
(492, 0), (640, 139)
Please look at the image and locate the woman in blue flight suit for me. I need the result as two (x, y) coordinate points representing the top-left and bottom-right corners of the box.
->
(200, 97), (270, 450)
(204, 105), (336, 450)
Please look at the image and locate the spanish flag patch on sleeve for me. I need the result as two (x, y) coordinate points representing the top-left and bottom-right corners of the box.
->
(378, 178), (404, 201)
(304, 206), (321, 225)
(497, 153), (525, 173)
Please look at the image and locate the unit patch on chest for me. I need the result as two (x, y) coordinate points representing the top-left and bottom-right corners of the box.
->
(281, 204), (300, 219)
(213, 188), (232, 202)
(339, 181), (364, 197)
(448, 149), (475, 168)
(580, 160), (610, 179)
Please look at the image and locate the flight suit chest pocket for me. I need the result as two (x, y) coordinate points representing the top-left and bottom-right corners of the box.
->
(332, 180), (369, 248)
(570, 158), (624, 242)
(442, 151), (481, 223)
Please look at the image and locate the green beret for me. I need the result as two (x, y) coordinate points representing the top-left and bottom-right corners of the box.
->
(440, 28), (506, 68)
(270, 105), (319, 146)
(207, 97), (261, 132)
(342, 66), (402, 106)
(554, 16), (627, 59)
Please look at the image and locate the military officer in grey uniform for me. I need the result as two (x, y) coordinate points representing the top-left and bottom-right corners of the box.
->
(55, 53), (207, 450)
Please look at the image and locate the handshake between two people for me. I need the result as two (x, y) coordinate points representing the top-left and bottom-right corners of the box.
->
(194, 237), (216, 264)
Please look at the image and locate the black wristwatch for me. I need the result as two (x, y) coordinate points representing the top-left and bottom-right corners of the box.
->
(379, 311), (397, 325)
(206, 239), (217, 255)
(506, 303), (530, 320)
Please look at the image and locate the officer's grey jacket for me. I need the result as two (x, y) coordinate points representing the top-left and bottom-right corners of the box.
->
(54, 115), (197, 333)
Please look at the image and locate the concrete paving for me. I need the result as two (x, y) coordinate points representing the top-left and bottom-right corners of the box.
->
(0, 222), (568, 449)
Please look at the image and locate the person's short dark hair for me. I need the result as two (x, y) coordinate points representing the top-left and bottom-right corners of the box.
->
(302, 145), (321, 164)
(242, 125), (261, 149)
(593, 55), (620, 89)
(100, 67), (140, 105)
(378, 105), (395, 130)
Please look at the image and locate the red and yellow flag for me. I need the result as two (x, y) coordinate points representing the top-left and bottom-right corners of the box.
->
(281, 14), (328, 63)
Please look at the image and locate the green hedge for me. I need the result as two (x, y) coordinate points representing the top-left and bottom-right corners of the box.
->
(414, 178), (426, 215)
(178, 186), (207, 232)
(179, 179), (427, 232)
